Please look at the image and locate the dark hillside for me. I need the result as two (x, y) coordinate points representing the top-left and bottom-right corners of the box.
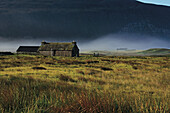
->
(0, 0), (170, 41)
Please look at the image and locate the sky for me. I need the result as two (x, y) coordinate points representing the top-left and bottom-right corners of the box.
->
(138, 0), (170, 6)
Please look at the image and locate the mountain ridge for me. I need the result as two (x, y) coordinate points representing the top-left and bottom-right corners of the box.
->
(0, 0), (170, 43)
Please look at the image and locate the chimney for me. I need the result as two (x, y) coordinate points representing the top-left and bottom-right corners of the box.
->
(72, 40), (77, 45)
(41, 40), (47, 46)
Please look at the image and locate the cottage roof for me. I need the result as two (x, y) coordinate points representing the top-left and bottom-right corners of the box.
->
(17, 46), (40, 52)
(0, 52), (13, 55)
(38, 42), (76, 51)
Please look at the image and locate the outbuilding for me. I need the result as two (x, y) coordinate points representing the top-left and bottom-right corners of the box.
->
(16, 46), (40, 54)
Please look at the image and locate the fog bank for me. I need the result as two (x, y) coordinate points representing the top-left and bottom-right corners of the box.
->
(0, 34), (170, 52)
(79, 34), (170, 51)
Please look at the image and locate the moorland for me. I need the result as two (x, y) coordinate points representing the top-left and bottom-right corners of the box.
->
(0, 54), (169, 112)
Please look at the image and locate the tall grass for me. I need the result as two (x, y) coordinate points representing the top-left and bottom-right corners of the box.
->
(0, 76), (169, 113)
(0, 55), (169, 112)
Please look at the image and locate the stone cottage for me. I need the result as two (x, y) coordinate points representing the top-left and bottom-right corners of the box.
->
(38, 41), (79, 57)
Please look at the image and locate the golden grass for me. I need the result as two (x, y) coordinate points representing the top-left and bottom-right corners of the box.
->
(0, 55), (169, 112)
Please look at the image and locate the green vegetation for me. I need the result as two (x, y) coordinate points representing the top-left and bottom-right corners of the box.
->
(138, 48), (170, 55)
(82, 48), (170, 56)
(0, 55), (169, 112)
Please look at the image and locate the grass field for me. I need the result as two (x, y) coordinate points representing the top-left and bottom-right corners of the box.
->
(81, 48), (170, 56)
(0, 54), (169, 112)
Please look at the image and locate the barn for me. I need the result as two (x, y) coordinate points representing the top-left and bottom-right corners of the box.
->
(16, 46), (40, 54)
(38, 41), (79, 57)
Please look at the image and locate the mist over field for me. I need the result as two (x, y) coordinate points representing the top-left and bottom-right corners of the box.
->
(0, 33), (169, 52)
(80, 34), (170, 51)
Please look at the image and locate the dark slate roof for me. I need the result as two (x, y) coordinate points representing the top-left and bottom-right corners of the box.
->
(17, 46), (40, 52)
(0, 52), (13, 55)
(38, 42), (75, 51)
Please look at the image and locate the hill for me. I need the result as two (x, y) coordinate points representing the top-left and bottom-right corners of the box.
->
(0, 0), (170, 42)
(139, 48), (170, 55)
